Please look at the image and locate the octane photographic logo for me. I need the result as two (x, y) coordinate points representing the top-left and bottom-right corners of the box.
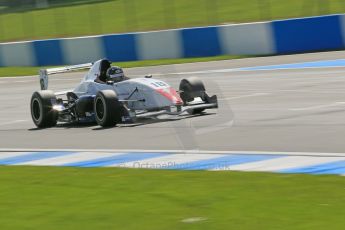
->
(132, 161), (176, 169)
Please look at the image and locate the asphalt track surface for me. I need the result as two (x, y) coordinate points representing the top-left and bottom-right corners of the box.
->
(1, 51), (345, 153)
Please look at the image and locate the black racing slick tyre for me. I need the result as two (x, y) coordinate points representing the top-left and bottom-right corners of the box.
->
(30, 90), (58, 128)
(179, 77), (206, 103)
(94, 90), (122, 127)
(179, 77), (206, 114)
(187, 108), (205, 115)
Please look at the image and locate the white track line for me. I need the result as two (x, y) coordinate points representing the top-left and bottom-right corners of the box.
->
(13, 80), (32, 83)
(112, 153), (224, 168)
(220, 93), (271, 101)
(15, 152), (124, 166)
(289, 102), (345, 111)
(215, 156), (345, 172)
(154, 65), (345, 76)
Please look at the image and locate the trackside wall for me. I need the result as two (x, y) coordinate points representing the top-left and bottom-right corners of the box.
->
(0, 14), (345, 66)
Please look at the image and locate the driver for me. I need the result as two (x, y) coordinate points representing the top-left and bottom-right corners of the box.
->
(106, 66), (128, 83)
(95, 66), (128, 84)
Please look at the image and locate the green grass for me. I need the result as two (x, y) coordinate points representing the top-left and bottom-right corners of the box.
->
(0, 166), (344, 229)
(0, 55), (244, 77)
(0, 0), (344, 42)
(0, 66), (41, 77)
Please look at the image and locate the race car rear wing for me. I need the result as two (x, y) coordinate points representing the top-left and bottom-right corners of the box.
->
(39, 63), (93, 90)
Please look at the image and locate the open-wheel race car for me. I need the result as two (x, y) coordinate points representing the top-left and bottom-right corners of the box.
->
(30, 59), (218, 128)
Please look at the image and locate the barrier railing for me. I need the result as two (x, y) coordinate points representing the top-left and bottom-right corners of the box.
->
(0, 14), (344, 66)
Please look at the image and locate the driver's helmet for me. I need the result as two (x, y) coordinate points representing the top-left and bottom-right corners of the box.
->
(106, 66), (125, 82)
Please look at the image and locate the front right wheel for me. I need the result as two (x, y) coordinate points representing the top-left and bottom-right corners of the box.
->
(179, 77), (206, 114)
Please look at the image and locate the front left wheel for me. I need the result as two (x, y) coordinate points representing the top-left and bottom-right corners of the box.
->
(30, 90), (58, 128)
(94, 90), (122, 127)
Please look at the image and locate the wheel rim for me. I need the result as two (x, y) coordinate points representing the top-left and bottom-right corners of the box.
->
(32, 98), (41, 121)
(95, 98), (105, 120)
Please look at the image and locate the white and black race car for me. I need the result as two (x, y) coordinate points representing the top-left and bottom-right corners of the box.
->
(30, 59), (218, 128)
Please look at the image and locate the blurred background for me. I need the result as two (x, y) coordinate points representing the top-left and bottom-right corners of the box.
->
(0, 0), (344, 42)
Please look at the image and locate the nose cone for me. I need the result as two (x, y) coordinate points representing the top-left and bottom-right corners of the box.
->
(156, 87), (183, 105)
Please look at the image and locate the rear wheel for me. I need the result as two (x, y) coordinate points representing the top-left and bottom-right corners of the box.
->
(179, 77), (206, 114)
(94, 90), (122, 127)
(30, 90), (58, 128)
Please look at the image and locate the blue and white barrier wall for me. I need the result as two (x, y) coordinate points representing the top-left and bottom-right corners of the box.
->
(0, 14), (345, 66)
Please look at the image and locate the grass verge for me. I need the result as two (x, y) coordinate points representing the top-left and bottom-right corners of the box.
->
(0, 166), (344, 230)
(0, 55), (244, 77)
(0, 0), (345, 42)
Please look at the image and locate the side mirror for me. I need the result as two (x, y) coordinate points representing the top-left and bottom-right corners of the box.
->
(145, 75), (152, 78)
(106, 80), (114, 85)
